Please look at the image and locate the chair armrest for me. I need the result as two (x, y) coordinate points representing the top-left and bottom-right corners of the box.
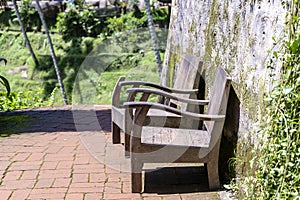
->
(119, 81), (199, 94)
(112, 77), (201, 107)
(123, 102), (225, 121)
(126, 88), (209, 105)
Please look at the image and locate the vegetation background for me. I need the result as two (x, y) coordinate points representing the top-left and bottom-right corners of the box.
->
(0, 0), (169, 110)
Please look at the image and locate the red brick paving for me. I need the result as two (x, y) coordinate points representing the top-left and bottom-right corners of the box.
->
(0, 105), (230, 199)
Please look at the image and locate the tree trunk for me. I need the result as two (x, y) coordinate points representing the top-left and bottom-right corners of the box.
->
(145, 0), (163, 77)
(12, 0), (39, 67)
(35, 0), (68, 105)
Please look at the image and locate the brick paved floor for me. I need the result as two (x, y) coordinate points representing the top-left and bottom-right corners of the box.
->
(0, 105), (232, 200)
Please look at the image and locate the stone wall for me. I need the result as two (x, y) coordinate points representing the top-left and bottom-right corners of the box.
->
(162, 0), (287, 140)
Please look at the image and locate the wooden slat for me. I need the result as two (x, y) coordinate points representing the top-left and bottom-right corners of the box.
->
(119, 80), (199, 94)
(112, 106), (180, 117)
(111, 106), (125, 130)
(126, 88), (209, 105)
(124, 102), (225, 121)
(141, 126), (210, 148)
(112, 76), (126, 107)
(112, 106), (182, 130)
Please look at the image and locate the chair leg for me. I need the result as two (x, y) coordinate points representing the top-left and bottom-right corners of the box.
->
(206, 159), (220, 190)
(131, 159), (143, 193)
(112, 122), (121, 144)
(124, 132), (130, 157)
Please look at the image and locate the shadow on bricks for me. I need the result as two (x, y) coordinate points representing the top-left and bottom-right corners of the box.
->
(0, 105), (111, 136)
(144, 166), (210, 194)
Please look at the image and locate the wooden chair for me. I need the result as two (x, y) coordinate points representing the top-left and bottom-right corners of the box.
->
(111, 55), (204, 154)
(123, 67), (232, 192)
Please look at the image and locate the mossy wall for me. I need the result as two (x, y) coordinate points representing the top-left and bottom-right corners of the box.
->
(162, 0), (287, 141)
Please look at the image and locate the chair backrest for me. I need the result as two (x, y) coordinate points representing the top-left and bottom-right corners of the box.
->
(173, 55), (203, 92)
(170, 54), (203, 112)
(204, 67), (231, 139)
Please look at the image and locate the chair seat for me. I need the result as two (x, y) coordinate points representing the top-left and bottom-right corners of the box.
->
(141, 126), (210, 148)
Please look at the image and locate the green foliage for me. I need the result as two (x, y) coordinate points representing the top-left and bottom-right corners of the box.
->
(0, 8), (13, 29)
(0, 88), (54, 111)
(0, 57), (10, 96)
(105, 53), (142, 71)
(96, 66), (160, 104)
(0, 28), (166, 107)
(0, 31), (45, 65)
(56, 4), (103, 40)
(255, 2), (300, 198)
(151, 7), (169, 27)
(106, 7), (169, 35)
(71, 29), (165, 104)
(106, 11), (147, 34)
(91, 51), (161, 104)
(11, 0), (40, 31)
(0, 4), (168, 108)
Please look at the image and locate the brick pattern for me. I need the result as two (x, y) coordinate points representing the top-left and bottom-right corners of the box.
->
(0, 105), (225, 200)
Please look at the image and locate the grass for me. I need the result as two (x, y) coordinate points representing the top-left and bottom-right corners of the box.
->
(72, 51), (162, 105)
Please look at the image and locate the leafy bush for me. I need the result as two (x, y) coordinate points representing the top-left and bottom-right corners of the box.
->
(106, 11), (147, 34)
(151, 7), (169, 27)
(0, 89), (55, 111)
(106, 7), (169, 35)
(11, 0), (40, 31)
(56, 4), (103, 40)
